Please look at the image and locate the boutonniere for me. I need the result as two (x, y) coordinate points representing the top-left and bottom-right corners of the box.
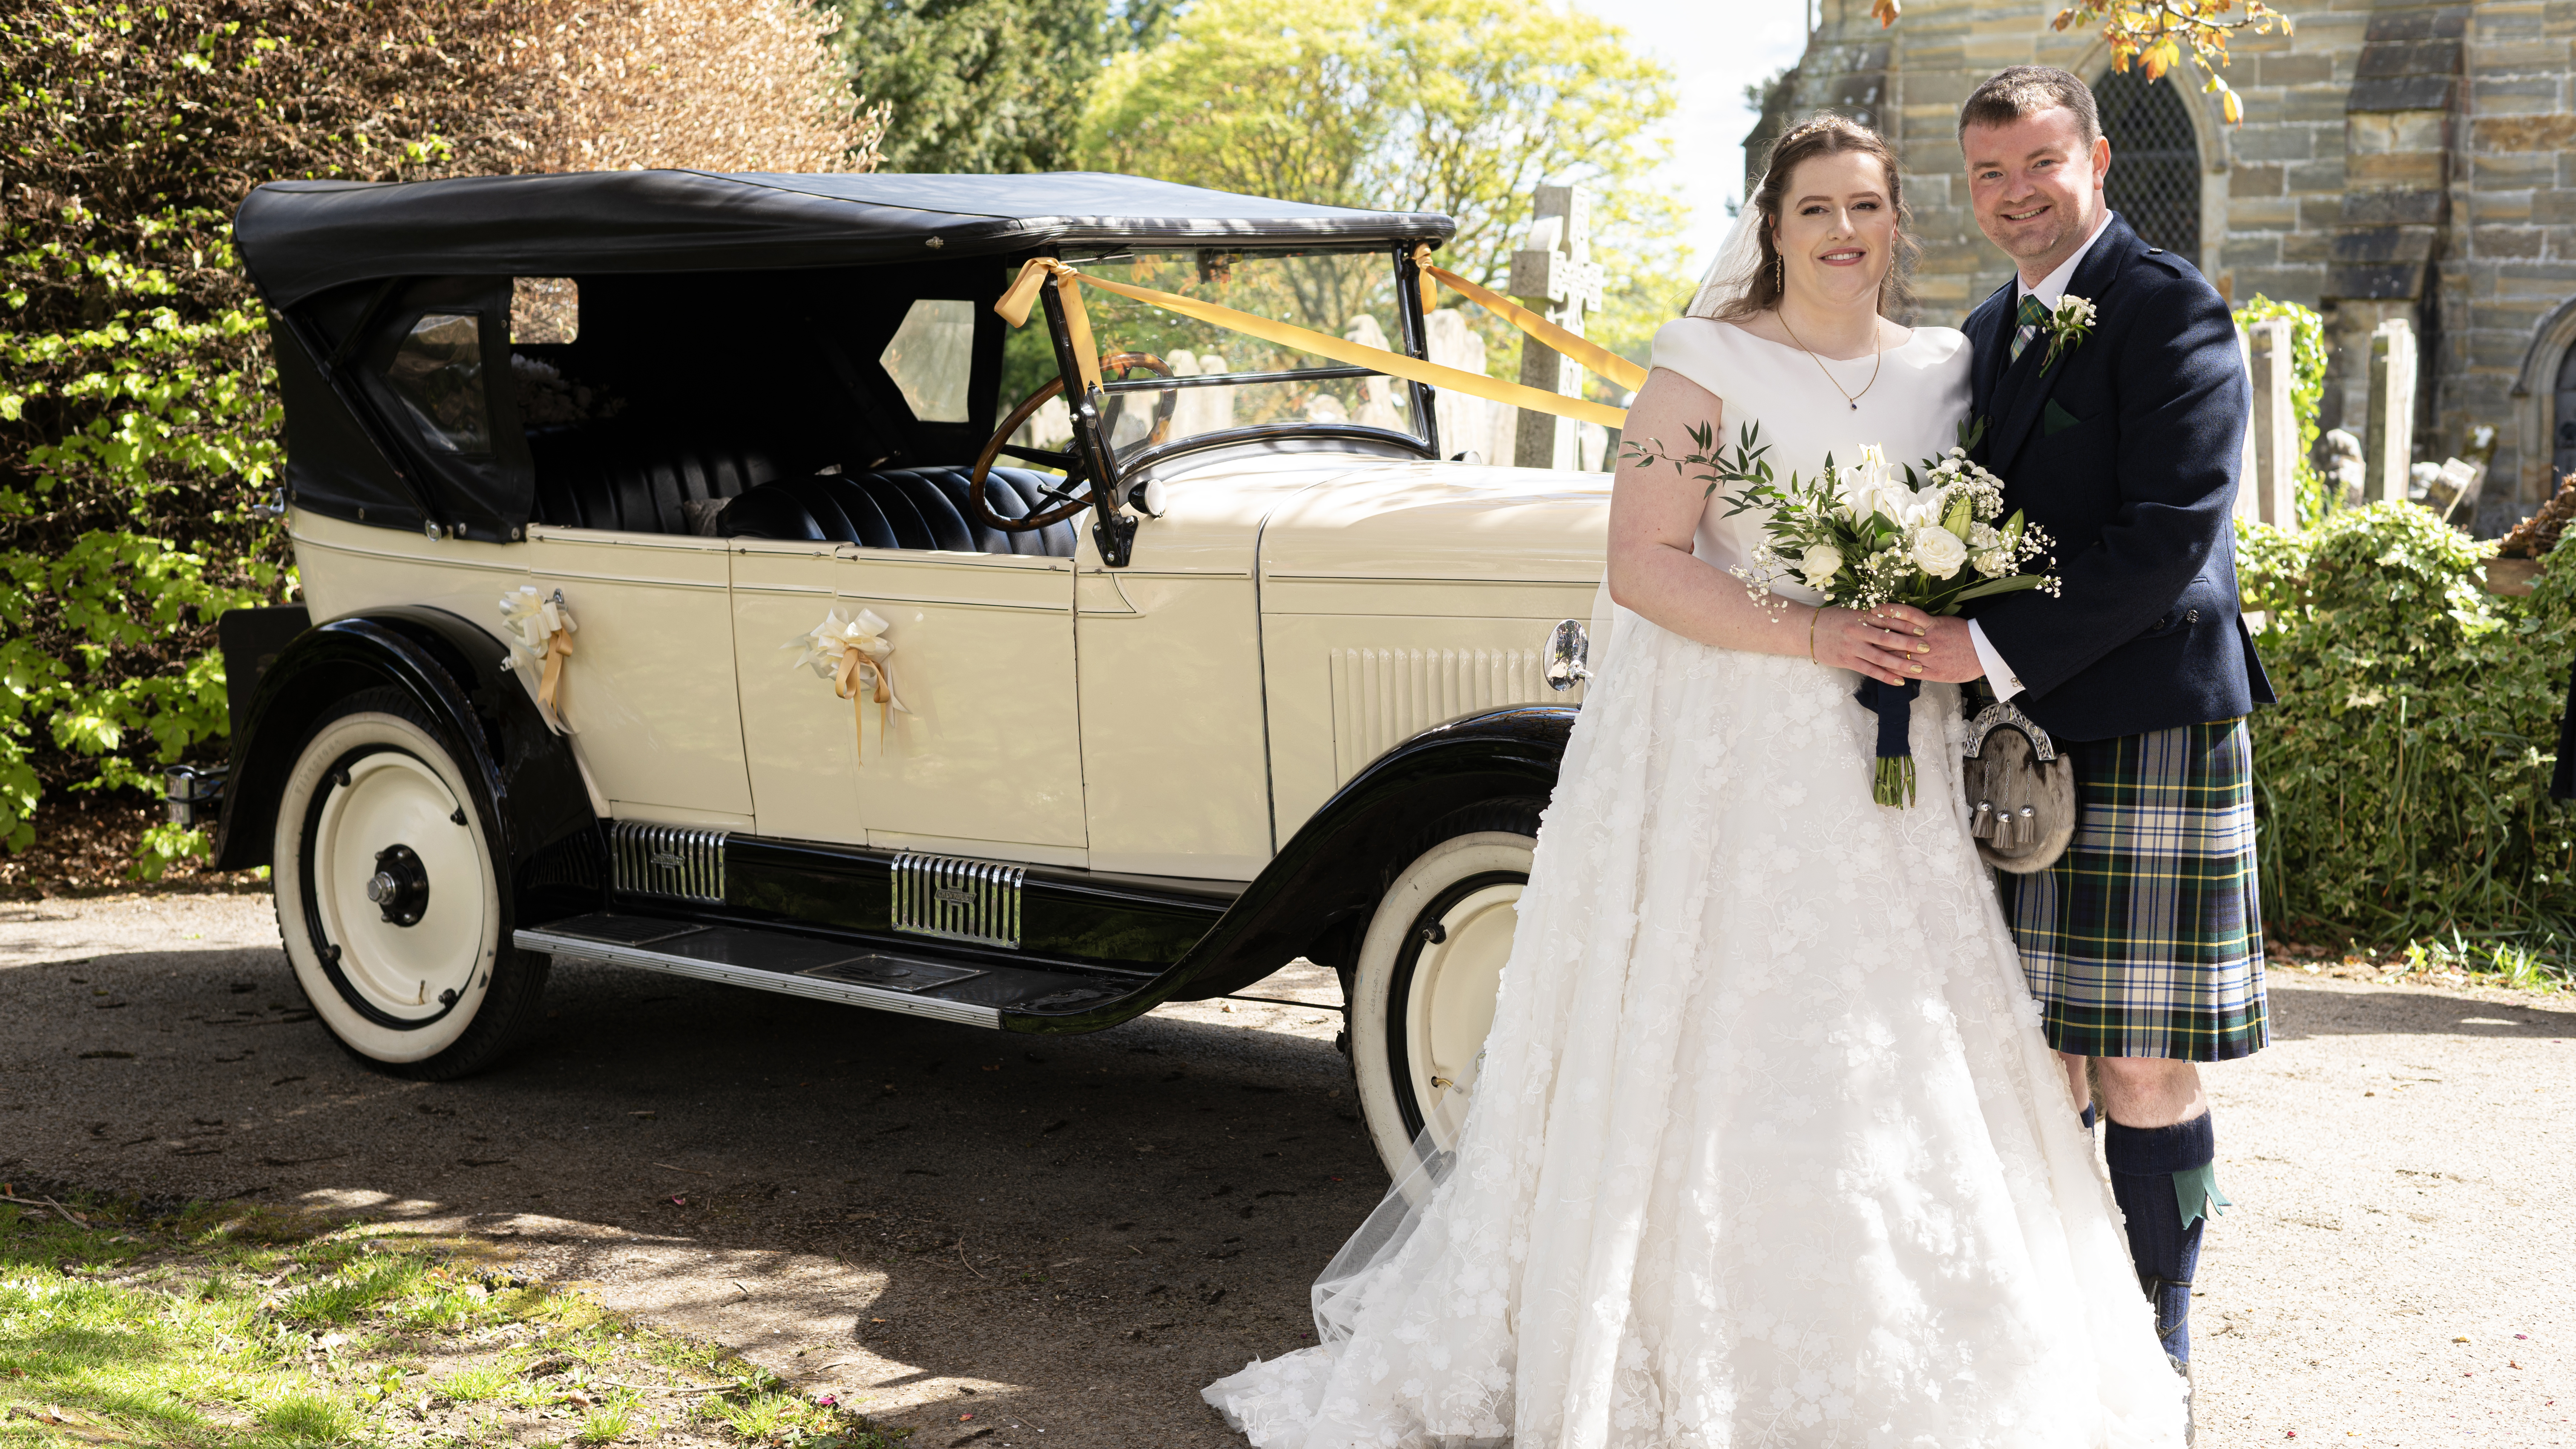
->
(2039, 294), (2096, 371)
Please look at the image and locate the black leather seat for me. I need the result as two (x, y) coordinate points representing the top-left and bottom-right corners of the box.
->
(720, 467), (1086, 558)
(529, 424), (782, 534)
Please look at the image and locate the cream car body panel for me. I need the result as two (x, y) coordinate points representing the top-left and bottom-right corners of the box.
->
(1255, 465), (1607, 837)
(839, 548), (1084, 854)
(728, 538), (864, 845)
(518, 525), (752, 822)
(290, 509), (530, 640)
(292, 510), (758, 827)
(1072, 454), (1364, 879)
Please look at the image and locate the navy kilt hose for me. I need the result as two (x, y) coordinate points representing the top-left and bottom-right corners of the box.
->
(1993, 718), (2269, 1061)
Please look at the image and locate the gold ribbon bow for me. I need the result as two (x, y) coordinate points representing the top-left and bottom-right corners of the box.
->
(995, 255), (1632, 431)
(788, 608), (911, 766)
(499, 585), (578, 732)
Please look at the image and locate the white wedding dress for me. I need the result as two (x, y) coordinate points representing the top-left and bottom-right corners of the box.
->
(1202, 318), (2187, 1448)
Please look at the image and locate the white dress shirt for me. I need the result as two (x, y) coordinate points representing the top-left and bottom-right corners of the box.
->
(1966, 210), (2113, 701)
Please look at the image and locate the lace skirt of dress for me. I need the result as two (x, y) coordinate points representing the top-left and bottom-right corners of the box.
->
(1201, 604), (2187, 1449)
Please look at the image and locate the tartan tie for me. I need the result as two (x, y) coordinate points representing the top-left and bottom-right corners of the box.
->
(2010, 292), (2051, 363)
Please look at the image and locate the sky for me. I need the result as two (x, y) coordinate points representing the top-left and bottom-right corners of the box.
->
(1564, 0), (1814, 281)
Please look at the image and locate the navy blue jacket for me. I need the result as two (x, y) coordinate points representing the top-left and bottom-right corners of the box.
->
(1960, 211), (2273, 743)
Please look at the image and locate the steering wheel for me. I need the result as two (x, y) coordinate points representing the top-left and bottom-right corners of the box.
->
(967, 352), (1178, 533)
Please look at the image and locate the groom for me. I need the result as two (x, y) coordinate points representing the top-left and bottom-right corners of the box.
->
(1912, 66), (2274, 1384)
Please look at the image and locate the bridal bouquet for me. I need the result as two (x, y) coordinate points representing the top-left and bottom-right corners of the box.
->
(1622, 421), (2058, 806)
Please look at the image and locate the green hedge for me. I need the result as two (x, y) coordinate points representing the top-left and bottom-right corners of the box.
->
(2240, 503), (2576, 968)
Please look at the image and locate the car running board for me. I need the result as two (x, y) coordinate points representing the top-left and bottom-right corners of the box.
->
(515, 913), (1130, 1029)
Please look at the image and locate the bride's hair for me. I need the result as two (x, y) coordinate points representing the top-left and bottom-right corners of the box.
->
(1716, 114), (1918, 323)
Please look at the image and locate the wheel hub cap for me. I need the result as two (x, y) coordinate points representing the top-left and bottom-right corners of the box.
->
(366, 843), (431, 926)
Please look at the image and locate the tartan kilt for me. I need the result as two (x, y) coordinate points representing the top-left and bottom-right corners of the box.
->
(1994, 716), (2269, 1061)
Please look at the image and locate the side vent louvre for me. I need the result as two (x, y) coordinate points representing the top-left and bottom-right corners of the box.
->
(891, 853), (1025, 950)
(609, 822), (728, 904)
(1329, 647), (1581, 785)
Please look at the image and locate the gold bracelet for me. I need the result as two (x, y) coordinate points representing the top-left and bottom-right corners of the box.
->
(1809, 605), (1823, 663)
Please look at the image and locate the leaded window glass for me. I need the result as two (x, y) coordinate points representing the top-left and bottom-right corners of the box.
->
(2097, 69), (2201, 259)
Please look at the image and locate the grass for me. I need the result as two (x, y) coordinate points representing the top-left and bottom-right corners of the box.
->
(2271, 932), (2574, 993)
(0, 1194), (910, 1448)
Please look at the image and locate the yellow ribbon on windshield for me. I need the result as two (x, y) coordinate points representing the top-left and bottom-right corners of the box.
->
(996, 257), (1630, 431)
(1408, 244), (1647, 394)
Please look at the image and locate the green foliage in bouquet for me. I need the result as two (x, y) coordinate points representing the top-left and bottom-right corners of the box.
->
(2240, 503), (2576, 970)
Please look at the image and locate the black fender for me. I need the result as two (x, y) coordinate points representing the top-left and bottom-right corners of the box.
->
(1004, 703), (1573, 1032)
(213, 606), (604, 924)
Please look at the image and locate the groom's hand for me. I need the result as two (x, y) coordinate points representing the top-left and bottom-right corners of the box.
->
(1866, 607), (1987, 684)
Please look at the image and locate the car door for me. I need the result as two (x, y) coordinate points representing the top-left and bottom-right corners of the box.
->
(837, 548), (1085, 862)
(730, 538), (864, 845)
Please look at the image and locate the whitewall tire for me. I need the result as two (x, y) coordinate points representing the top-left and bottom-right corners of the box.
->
(272, 690), (546, 1078)
(1350, 827), (1532, 1179)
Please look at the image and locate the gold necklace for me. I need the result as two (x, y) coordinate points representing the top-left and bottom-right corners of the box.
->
(1775, 310), (1884, 411)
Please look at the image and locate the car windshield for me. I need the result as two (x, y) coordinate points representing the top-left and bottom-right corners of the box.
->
(1004, 246), (1423, 462)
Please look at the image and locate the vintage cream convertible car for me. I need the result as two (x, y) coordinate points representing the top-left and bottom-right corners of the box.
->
(210, 170), (1603, 1176)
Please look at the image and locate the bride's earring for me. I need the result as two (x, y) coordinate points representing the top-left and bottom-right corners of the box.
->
(1774, 253), (1783, 292)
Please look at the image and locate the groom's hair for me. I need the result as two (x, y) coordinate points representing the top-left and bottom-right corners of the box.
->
(1957, 66), (2100, 144)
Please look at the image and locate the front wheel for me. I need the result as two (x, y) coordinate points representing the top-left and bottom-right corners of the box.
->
(271, 690), (548, 1079)
(1349, 819), (1535, 1179)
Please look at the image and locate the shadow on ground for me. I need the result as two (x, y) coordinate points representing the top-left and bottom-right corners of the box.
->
(0, 900), (1374, 1448)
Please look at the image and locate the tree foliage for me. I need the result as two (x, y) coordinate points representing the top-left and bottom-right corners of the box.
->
(1079, 0), (1687, 374)
(1873, 0), (2290, 124)
(0, 0), (877, 868)
(819, 0), (1109, 174)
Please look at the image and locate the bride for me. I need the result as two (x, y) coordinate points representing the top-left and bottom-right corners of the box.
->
(1200, 116), (2187, 1447)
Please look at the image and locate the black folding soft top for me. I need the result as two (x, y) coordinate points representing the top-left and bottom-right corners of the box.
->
(235, 169), (1457, 308)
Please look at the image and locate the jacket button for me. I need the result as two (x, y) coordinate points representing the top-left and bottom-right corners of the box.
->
(2185, 608), (2201, 624)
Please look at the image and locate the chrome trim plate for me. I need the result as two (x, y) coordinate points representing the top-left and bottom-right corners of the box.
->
(891, 852), (1024, 949)
(610, 822), (727, 903)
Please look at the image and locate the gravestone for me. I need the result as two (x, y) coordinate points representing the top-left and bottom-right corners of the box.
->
(2242, 316), (2300, 527)
(1508, 184), (1606, 470)
(2365, 318), (2417, 504)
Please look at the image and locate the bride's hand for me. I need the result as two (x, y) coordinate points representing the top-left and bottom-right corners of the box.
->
(1811, 605), (1932, 685)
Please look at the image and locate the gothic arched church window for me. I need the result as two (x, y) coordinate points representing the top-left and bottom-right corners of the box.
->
(2095, 69), (2201, 259)
(2553, 342), (2576, 481)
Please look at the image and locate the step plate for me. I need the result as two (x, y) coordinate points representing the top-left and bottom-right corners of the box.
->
(518, 914), (1005, 1028)
(799, 955), (984, 993)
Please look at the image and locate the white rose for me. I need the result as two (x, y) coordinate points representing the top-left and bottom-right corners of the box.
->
(1799, 542), (1845, 587)
(1910, 526), (1968, 578)
(1972, 549), (2010, 578)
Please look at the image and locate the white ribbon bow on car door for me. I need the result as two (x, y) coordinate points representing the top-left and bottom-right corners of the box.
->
(788, 607), (911, 765)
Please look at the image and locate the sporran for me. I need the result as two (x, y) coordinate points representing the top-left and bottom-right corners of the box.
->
(1961, 700), (2076, 873)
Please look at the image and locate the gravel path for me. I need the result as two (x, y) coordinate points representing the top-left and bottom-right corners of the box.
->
(2, 892), (2569, 1447)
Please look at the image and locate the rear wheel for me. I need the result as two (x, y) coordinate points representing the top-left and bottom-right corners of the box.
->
(1349, 814), (1535, 1178)
(271, 690), (548, 1078)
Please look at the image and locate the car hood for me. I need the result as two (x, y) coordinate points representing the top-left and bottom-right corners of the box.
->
(1256, 463), (1609, 583)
